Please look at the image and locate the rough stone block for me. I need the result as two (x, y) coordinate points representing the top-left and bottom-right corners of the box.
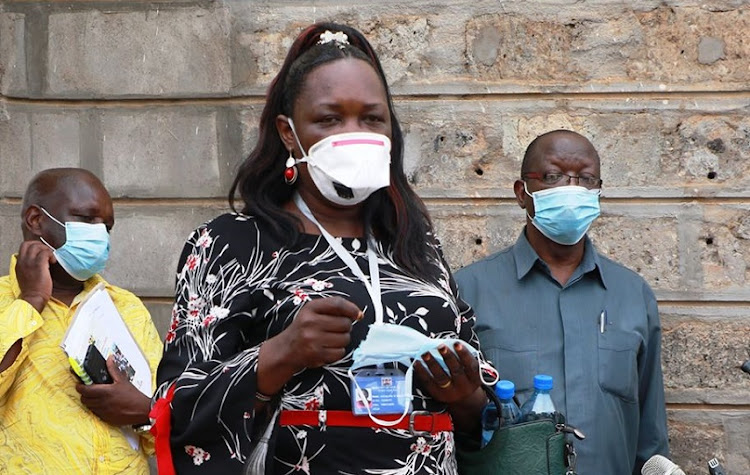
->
(668, 410), (750, 475)
(588, 207), (680, 291)
(101, 108), (227, 198)
(697, 205), (750, 293)
(0, 204), (22, 273)
(661, 312), (750, 404)
(0, 12), (27, 95)
(430, 203), (521, 272)
(101, 204), (224, 297)
(227, 4), (446, 94)
(396, 98), (750, 200)
(46, 6), (231, 97)
(669, 115), (750, 189)
(397, 100), (511, 198)
(237, 105), (262, 160)
(0, 106), (82, 197)
(630, 7), (749, 84)
(464, 5), (749, 88)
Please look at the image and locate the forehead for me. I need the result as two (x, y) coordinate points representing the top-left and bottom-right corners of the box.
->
(532, 134), (600, 171)
(53, 176), (113, 217)
(295, 58), (388, 110)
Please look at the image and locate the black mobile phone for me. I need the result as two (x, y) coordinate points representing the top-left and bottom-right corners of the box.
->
(83, 344), (113, 384)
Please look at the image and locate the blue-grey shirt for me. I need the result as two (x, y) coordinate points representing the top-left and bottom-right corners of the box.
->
(455, 230), (669, 475)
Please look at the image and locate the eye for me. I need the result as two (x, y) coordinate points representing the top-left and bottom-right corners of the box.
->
(580, 175), (601, 187)
(364, 114), (385, 123)
(317, 115), (341, 125)
(542, 173), (563, 185)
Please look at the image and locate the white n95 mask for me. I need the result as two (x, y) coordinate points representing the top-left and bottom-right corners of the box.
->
(288, 119), (391, 206)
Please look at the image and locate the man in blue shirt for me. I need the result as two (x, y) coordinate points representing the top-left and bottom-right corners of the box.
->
(455, 130), (670, 474)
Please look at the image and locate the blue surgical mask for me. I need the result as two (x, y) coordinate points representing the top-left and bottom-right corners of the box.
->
(349, 323), (498, 426)
(525, 183), (601, 245)
(39, 207), (110, 281)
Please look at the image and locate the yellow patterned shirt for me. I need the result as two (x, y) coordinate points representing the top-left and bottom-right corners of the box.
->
(0, 255), (163, 474)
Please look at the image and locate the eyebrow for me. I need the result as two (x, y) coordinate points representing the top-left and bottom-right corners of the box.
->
(313, 101), (387, 110)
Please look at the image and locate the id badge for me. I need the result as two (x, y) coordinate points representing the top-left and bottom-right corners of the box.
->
(350, 369), (411, 416)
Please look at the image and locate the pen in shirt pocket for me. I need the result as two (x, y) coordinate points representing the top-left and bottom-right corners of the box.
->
(599, 310), (607, 333)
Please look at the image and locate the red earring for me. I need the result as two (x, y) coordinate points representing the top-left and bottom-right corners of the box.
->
(284, 151), (298, 185)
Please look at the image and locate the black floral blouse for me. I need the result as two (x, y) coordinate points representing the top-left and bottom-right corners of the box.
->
(154, 213), (479, 474)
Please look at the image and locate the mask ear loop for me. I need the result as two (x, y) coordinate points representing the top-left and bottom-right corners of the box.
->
(39, 206), (65, 228)
(287, 118), (308, 163)
(478, 354), (500, 386)
(37, 206), (65, 252)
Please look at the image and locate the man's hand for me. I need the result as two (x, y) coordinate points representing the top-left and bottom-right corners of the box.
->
(16, 241), (55, 313)
(76, 356), (151, 426)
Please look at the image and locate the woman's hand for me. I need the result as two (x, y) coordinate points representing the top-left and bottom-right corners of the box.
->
(256, 297), (362, 397)
(280, 297), (363, 370)
(414, 342), (487, 434)
(414, 342), (481, 404)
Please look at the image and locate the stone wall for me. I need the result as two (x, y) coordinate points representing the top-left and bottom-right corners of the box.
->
(1, 1), (748, 472)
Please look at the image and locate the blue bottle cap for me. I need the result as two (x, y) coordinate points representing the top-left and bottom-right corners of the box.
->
(495, 380), (516, 399)
(533, 374), (553, 390)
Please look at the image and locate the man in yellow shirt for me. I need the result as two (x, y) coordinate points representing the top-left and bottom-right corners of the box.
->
(0, 168), (163, 474)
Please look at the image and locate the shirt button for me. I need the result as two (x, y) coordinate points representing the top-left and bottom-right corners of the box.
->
(99, 456), (105, 462)
(30, 320), (37, 326)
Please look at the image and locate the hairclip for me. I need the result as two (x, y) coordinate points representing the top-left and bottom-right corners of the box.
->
(318, 30), (349, 49)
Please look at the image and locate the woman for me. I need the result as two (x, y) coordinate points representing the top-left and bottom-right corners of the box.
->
(153, 22), (488, 474)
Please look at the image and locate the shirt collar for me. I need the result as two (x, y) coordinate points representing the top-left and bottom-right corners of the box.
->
(511, 228), (607, 289)
(9, 254), (109, 303)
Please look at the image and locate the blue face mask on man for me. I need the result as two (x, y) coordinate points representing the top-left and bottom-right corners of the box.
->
(38, 207), (110, 281)
(525, 183), (601, 245)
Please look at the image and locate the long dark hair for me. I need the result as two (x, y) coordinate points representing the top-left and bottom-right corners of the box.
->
(229, 22), (438, 281)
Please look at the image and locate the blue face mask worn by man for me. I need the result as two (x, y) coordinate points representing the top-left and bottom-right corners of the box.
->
(525, 183), (601, 245)
(38, 207), (110, 281)
(348, 323), (498, 426)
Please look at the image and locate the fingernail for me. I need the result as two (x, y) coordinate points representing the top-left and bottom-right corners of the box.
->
(454, 343), (463, 351)
(422, 352), (431, 361)
(439, 345), (448, 355)
(356, 311), (364, 321)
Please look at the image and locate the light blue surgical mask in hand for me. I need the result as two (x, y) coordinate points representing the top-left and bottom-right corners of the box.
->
(525, 183), (601, 245)
(349, 323), (498, 426)
(39, 207), (110, 281)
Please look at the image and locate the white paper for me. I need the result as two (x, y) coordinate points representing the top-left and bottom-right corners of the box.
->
(60, 283), (152, 450)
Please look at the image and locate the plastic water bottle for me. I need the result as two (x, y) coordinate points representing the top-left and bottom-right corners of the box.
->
(520, 374), (559, 422)
(496, 380), (522, 427)
(481, 380), (522, 447)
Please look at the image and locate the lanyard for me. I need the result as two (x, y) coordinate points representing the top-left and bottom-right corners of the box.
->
(293, 193), (384, 324)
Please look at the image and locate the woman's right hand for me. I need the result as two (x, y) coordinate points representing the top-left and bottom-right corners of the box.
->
(281, 297), (363, 370)
(256, 297), (362, 396)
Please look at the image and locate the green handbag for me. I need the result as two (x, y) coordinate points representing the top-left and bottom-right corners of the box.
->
(456, 387), (580, 475)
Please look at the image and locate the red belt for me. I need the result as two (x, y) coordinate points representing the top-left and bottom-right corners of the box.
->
(280, 410), (453, 435)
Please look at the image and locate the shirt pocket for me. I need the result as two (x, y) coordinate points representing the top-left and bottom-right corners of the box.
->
(597, 329), (642, 403)
(478, 329), (537, 395)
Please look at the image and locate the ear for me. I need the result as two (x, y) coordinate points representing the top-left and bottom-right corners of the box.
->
(275, 114), (297, 157)
(513, 180), (527, 209)
(23, 205), (44, 237)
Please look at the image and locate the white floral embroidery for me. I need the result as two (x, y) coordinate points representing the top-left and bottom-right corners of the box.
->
(304, 278), (333, 291)
(196, 229), (213, 248)
(184, 445), (210, 465)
